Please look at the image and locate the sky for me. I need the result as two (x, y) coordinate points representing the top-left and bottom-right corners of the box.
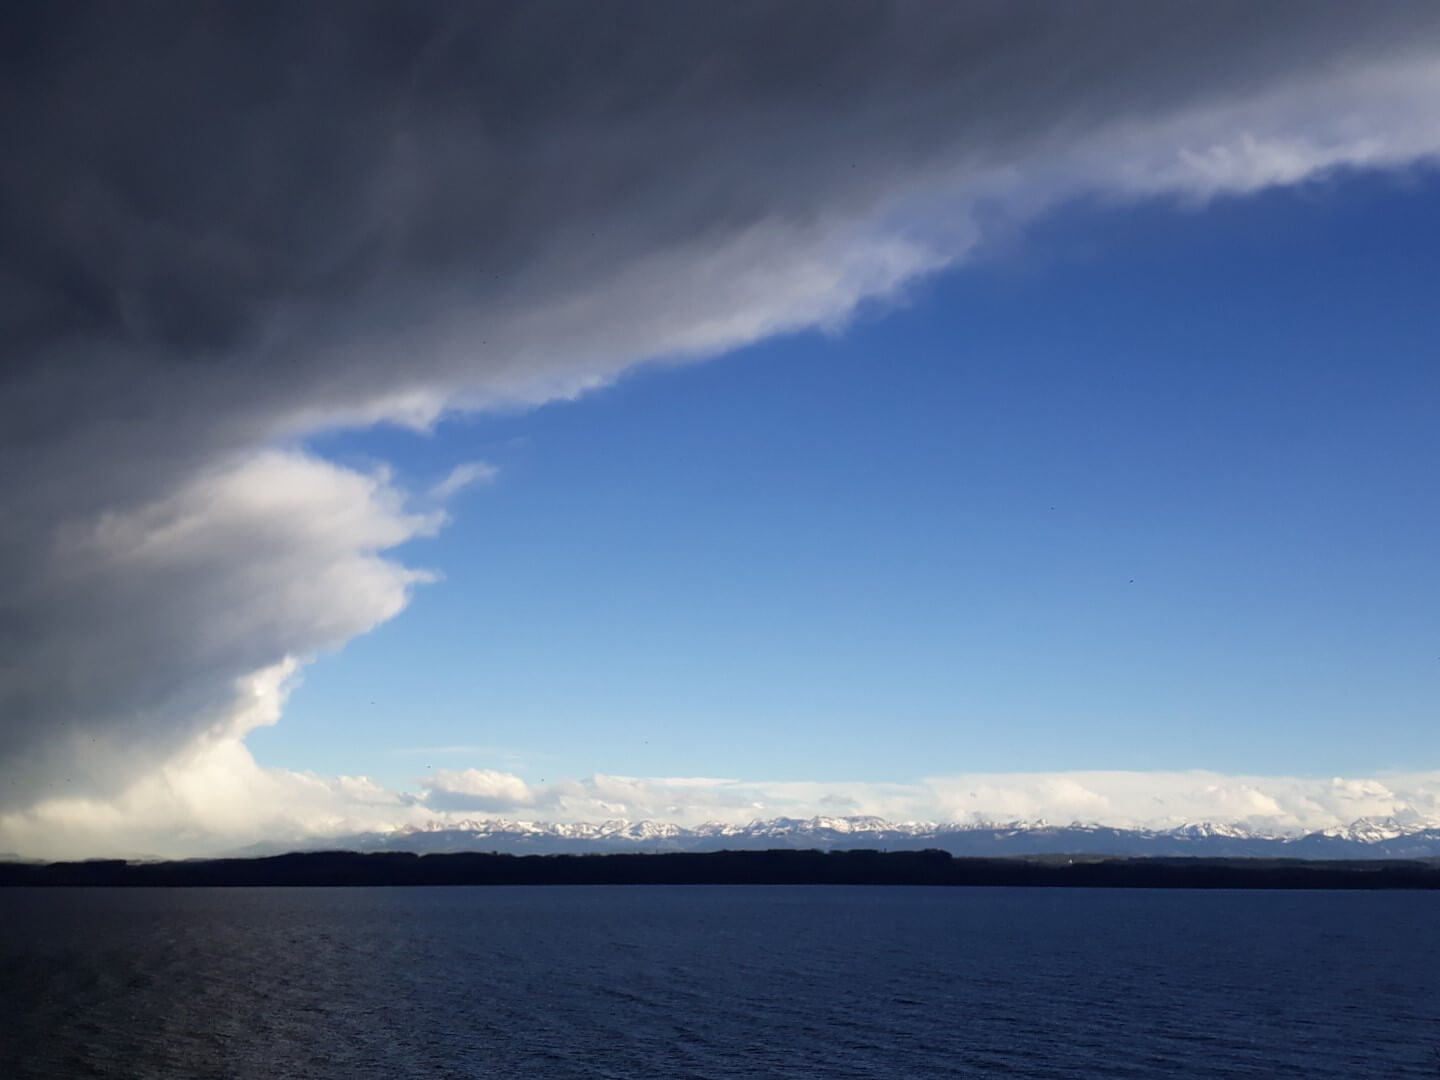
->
(3, 2), (1440, 857)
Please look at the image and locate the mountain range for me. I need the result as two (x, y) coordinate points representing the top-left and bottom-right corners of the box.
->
(262, 814), (1440, 860)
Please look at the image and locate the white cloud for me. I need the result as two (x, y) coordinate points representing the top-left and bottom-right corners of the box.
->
(417, 766), (1440, 835)
(9, 757), (1440, 860)
(423, 768), (535, 812)
(0, 450), (440, 810)
(430, 461), (499, 499)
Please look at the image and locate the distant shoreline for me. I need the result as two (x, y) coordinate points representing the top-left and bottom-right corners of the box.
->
(3, 849), (1440, 889)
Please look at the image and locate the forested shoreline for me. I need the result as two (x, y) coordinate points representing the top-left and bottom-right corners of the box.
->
(3, 848), (1439, 889)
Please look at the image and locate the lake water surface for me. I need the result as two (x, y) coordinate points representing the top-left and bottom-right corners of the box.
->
(3, 885), (1437, 1078)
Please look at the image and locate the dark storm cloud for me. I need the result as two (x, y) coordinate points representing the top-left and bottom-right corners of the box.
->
(6, 2), (1430, 373)
(2, 1), (1439, 823)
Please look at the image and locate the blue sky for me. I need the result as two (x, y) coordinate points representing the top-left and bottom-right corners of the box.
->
(13, 5), (1440, 857)
(254, 168), (1440, 793)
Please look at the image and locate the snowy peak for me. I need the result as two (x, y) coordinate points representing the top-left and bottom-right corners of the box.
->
(309, 813), (1440, 859)
(1318, 816), (1433, 843)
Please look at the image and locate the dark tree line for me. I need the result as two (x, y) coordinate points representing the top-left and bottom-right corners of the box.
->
(3, 848), (1439, 888)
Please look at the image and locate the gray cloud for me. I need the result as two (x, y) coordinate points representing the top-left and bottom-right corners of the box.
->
(3, 2), (1440, 839)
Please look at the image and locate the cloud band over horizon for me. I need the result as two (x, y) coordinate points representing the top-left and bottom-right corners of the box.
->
(7, 759), (1440, 860)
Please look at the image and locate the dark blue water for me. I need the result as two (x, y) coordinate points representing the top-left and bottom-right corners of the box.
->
(2, 885), (1437, 1078)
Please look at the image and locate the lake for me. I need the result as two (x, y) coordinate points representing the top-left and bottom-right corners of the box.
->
(2, 885), (1436, 1078)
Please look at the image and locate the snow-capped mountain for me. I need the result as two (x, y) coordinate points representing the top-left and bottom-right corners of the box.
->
(266, 814), (1440, 859)
(1318, 816), (1431, 844)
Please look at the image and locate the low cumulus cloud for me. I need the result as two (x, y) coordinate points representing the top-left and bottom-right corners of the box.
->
(3, 2), (1440, 855)
(414, 767), (1440, 837)
(11, 763), (1440, 860)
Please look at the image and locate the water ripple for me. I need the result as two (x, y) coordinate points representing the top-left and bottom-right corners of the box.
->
(2, 885), (1437, 1078)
